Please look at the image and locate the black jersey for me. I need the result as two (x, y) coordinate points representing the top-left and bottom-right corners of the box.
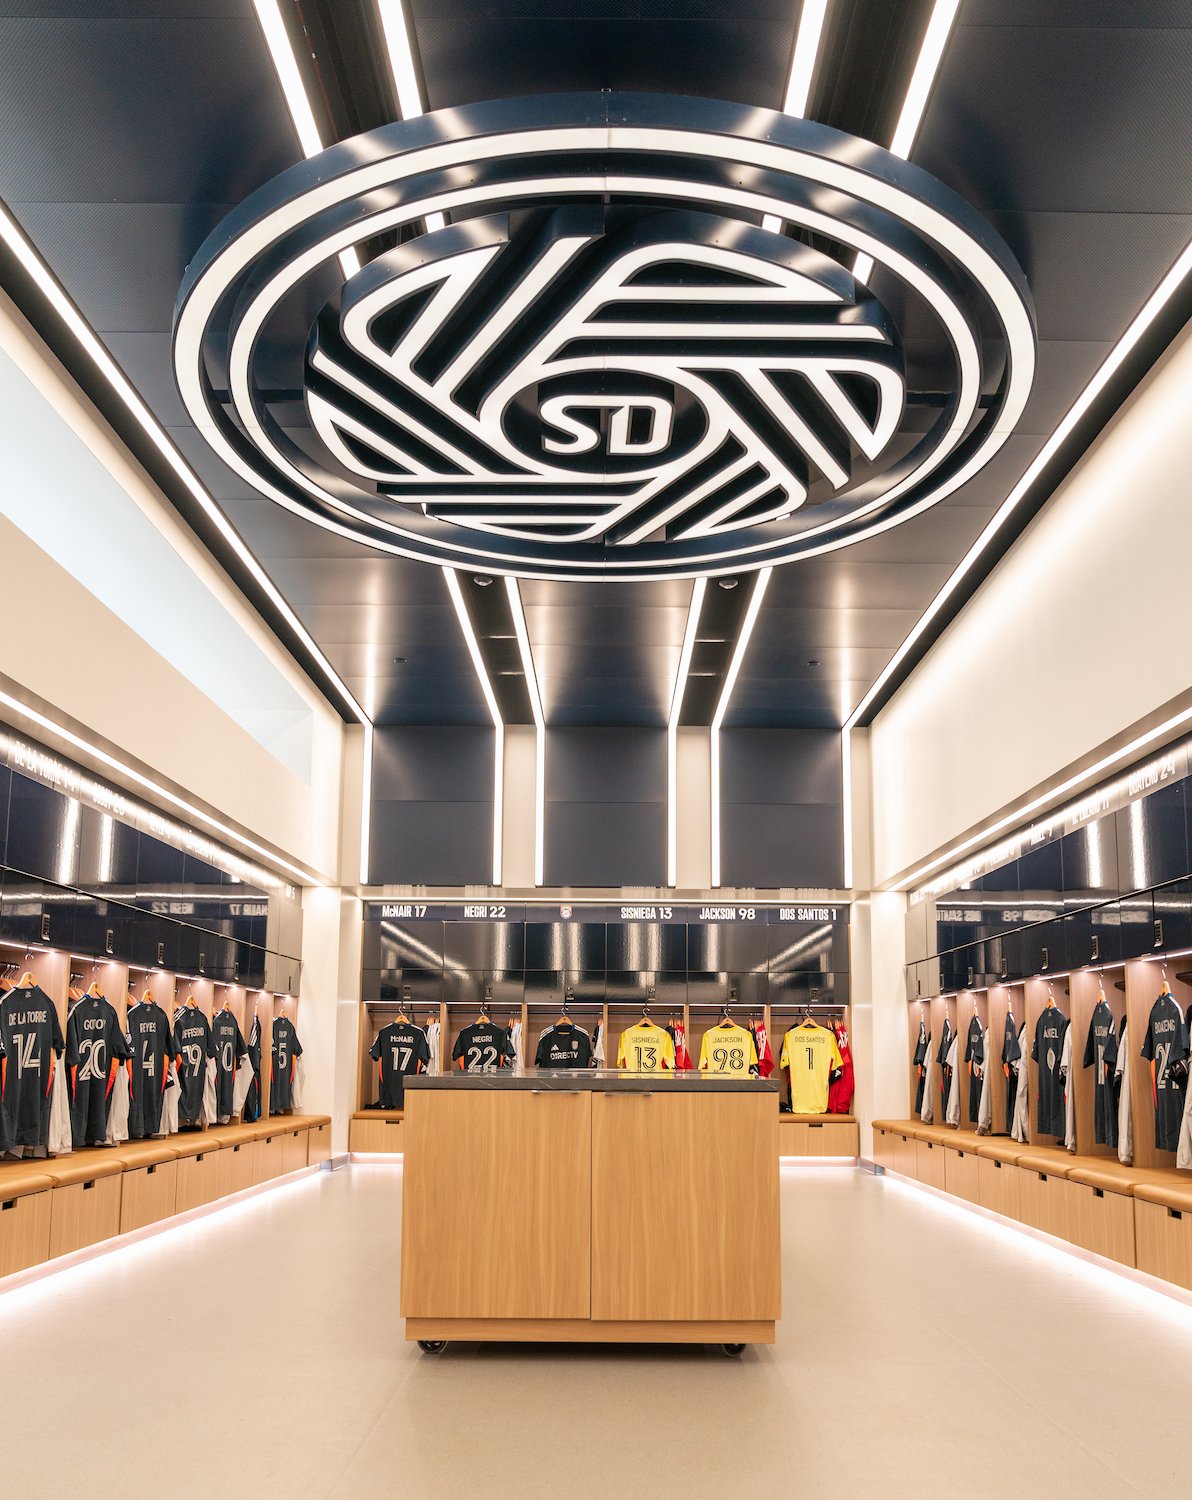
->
(0, 986), (65, 1150)
(1003, 1012), (1022, 1120)
(173, 1007), (214, 1126)
(912, 1022), (929, 1113)
(1140, 993), (1189, 1152)
(370, 1022), (430, 1107)
(212, 1011), (248, 1119)
(936, 1018), (954, 1104)
(270, 1015), (302, 1112)
(66, 995), (131, 1148)
(125, 1001), (176, 1140)
(1082, 999), (1119, 1148)
(535, 1022), (593, 1069)
(452, 1021), (515, 1073)
(0, 1026), (9, 1154)
(964, 1016), (984, 1123)
(1032, 1006), (1069, 1138)
(243, 1014), (262, 1123)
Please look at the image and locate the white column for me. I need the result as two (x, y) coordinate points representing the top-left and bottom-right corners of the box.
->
(300, 884), (363, 1156)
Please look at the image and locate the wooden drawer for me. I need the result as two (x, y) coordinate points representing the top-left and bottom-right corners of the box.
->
(351, 1116), (406, 1154)
(1018, 1166), (1072, 1239)
(802, 1120), (859, 1157)
(977, 1156), (1021, 1220)
(254, 1133), (286, 1184)
(49, 1174), (122, 1258)
(175, 1147), (222, 1213)
(943, 1144), (980, 1205)
(914, 1139), (946, 1190)
(308, 1122), (331, 1164)
(217, 1139), (258, 1197)
(120, 1160), (178, 1234)
(872, 1128), (894, 1170)
(1065, 1180), (1134, 1266)
(284, 1128), (308, 1174)
(0, 1190), (52, 1277)
(893, 1133), (917, 1178)
(1134, 1199), (1192, 1290)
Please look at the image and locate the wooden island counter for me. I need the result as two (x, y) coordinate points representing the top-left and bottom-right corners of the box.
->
(400, 1071), (781, 1353)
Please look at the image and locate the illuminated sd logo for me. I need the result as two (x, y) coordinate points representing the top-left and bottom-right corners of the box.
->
(174, 95), (1035, 582)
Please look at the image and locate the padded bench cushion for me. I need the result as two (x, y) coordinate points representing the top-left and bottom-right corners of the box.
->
(0, 1163), (55, 1200)
(353, 1109), (403, 1122)
(1016, 1149), (1075, 1179)
(111, 1142), (178, 1169)
(170, 1132), (220, 1158)
(1135, 1179), (1192, 1213)
(785, 1114), (855, 1124)
(286, 1114), (330, 1128)
(43, 1152), (126, 1187)
(913, 1125), (958, 1145)
(975, 1139), (1025, 1165)
(1067, 1162), (1153, 1197)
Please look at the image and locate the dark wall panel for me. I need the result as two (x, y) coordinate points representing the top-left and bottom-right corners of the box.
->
(545, 728), (666, 887)
(369, 726), (495, 885)
(720, 729), (844, 889)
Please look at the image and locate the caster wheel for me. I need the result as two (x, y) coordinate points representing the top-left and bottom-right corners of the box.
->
(721, 1343), (746, 1358)
(417, 1340), (446, 1354)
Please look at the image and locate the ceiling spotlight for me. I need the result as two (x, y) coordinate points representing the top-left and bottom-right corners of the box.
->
(392, 656), (405, 664)
(473, 575), (494, 587)
(806, 659), (821, 667)
(718, 578), (739, 590)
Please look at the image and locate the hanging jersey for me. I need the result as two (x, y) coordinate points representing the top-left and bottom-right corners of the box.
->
(780, 1022), (843, 1114)
(452, 1021), (515, 1073)
(937, 1019), (954, 1111)
(1141, 993), (1189, 1152)
(125, 1001), (176, 1140)
(750, 1019), (774, 1079)
(1003, 1012), (1021, 1122)
(173, 1008), (214, 1125)
(66, 995), (131, 1148)
(0, 1027), (9, 1155)
(371, 1021), (431, 1105)
(672, 1020), (693, 1072)
(0, 986), (64, 1150)
(964, 1015), (984, 1123)
(912, 1020), (929, 1114)
(534, 1023), (593, 1070)
(698, 1023), (758, 1076)
(828, 1022), (854, 1113)
(243, 1014), (262, 1123)
(1032, 1007), (1069, 1139)
(211, 1011), (248, 1119)
(617, 1021), (676, 1073)
(270, 1015), (303, 1111)
(1082, 999), (1118, 1148)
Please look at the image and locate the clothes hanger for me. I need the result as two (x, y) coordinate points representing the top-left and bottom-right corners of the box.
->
(17, 970), (37, 988)
(1158, 962), (1173, 998)
(556, 987), (574, 1026)
(397, 986), (410, 1025)
(478, 986), (492, 1022)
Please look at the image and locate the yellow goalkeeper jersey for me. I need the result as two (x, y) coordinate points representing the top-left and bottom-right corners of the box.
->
(780, 1021), (843, 1113)
(697, 1022), (758, 1076)
(617, 1020), (676, 1073)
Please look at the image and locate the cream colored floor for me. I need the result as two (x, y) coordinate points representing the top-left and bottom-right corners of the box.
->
(3, 1163), (1191, 1499)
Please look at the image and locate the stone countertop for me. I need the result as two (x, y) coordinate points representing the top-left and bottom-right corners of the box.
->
(405, 1070), (777, 1094)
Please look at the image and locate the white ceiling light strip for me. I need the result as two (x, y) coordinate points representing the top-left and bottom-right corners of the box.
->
(374, 0), (447, 232)
(710, 568), (773, 886)
(0, 686), (319, 887)
(444, 569), (504, 884)
(504, 576), (546, 886)
(761, 0), (831, 232)
(841, 724), (853, 889)
(898, 703), (1192, 896)
(849, 232), (1192, 734)
(0, 201), (367, 732)
(854, 0), (960, 284)
(358, 721), (375, 886)
(667, 576), (707, 886)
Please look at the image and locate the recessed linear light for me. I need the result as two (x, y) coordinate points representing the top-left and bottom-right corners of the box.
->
(848, 229), (1192, 738)
(696, 636), (727, 644)
(444, 568), (503, 883)
(504, 577), (546, 887)
(251, 0), (360, 279)
(375, 0), (447, 233)
(667, 577), (707, 887)
(761, 0), (831, 232)
(710, 568), (773, 886)
(0, 201), (366, 732)
(853, 0), (960, 285)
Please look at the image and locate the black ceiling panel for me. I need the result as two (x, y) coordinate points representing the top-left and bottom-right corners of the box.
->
(0, 0), (1188, 754)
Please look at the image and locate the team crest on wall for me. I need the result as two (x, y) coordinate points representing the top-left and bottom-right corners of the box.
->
(173, 94), (1035, 582)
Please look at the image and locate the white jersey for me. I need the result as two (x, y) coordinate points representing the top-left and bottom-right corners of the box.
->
(945, 1034), (961, 1126)
(1178, 1065), (1192, 1171)
(1117, 1020), (1133, 1166)
(1011, 1024), (1030, 1142)
(977, 1027), (993, 1134)
(1060, 1024), (1076, 1152)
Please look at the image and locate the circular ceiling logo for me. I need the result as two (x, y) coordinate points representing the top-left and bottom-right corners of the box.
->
(174, 94), (1035, 582)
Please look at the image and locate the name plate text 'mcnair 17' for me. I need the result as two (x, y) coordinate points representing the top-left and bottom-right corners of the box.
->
(173, 94), (1035, 582)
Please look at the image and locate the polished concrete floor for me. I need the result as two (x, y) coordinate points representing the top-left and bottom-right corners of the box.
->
(3, 1162), (1192, 1499)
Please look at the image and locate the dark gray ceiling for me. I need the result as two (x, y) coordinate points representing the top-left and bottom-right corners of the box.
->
(0, 0), (1189, 730)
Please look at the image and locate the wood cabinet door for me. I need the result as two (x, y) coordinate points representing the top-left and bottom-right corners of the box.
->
(400, 1089), (592, 1319)
(591, 1091), (780, 1322)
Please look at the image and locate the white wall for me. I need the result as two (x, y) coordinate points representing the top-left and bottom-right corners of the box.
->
(870, 319), (1192, 887)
